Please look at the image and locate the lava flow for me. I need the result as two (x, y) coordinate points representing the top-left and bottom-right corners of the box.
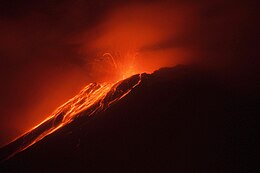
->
(1, 54), (143, 161)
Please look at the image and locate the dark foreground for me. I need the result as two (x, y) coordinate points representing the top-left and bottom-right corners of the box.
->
(0, 65), (258, 173)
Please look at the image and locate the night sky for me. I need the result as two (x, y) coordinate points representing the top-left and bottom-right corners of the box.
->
(0, 0), (258, 146)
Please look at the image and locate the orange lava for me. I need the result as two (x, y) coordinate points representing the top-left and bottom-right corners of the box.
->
(4, 73), (142, 160)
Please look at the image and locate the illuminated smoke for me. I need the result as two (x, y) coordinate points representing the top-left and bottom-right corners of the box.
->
(79, 1), (198, 82)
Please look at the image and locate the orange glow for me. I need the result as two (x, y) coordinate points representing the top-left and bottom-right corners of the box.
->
(2, 1), (199, 151)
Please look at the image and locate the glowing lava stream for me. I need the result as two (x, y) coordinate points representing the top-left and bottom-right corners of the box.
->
(5, 74), (142, 160)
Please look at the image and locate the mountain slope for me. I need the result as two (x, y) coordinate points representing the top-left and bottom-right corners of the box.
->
(0, 65), (258, 173)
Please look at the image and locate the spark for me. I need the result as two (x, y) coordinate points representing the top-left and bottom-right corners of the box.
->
(102, 51), (138, 80)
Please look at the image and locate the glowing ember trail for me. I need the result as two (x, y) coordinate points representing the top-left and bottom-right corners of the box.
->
(2, 53), (144, 161)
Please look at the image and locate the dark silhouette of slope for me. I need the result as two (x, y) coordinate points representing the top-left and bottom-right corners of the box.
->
(0, 65), (258, 173)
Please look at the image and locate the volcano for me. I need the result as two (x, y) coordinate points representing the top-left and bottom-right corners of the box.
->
(0, 65), (258, 173)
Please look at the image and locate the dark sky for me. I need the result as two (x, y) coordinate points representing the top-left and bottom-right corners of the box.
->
(0, 0), (258, 146)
